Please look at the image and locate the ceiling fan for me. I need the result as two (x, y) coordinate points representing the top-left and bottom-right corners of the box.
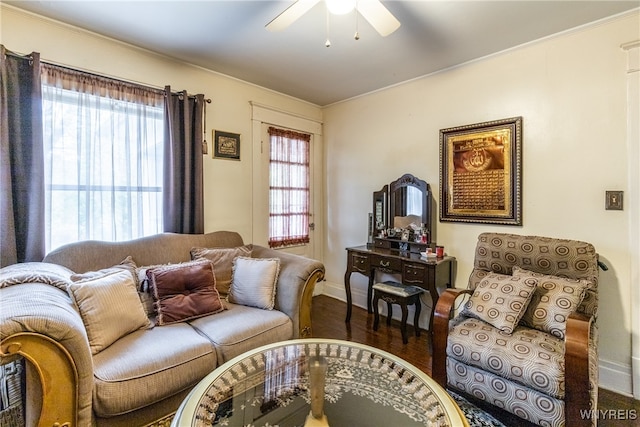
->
(266, 0), (401, 37)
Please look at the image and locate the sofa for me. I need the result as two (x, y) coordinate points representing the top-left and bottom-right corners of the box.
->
(0, 231), (325, 427)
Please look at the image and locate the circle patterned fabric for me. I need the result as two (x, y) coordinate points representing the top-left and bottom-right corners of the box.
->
(461, 272), (537, 334)
(469, 233), (598, 318)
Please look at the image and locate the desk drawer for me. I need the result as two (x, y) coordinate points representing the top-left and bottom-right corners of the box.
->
(349, 252), (369, 274)
(370, 255), (401, 272)
(374, 238), (390, 249)
(403, 262), (427, 285)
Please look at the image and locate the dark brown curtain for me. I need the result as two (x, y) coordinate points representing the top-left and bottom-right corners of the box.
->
(0, 46), (45, 266)
(163, 86), (204, 234)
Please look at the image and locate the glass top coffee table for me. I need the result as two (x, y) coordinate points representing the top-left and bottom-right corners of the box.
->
(172, 339), (468, 427)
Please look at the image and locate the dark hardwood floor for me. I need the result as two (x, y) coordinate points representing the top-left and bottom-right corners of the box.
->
(311, 294), (640, 427)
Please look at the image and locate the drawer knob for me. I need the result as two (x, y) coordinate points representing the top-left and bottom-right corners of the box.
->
(380, 260), (390, 267)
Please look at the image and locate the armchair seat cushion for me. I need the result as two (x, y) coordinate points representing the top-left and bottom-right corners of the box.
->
(447, 315), (565, 399)
(447, 358), (565, 427)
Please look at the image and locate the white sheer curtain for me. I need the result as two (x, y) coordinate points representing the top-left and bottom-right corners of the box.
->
(41, 65), (165, 252)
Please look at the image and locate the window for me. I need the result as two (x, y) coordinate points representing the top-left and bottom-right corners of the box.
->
(41, 65), (165, 252)
(267, 127), (311, 248)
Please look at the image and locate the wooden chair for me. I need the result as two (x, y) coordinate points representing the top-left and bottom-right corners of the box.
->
(432, 233), (601, 427)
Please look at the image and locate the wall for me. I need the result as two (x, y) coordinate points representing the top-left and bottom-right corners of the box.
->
(0, 5), (323, 243)
(322, 12), (639, 395)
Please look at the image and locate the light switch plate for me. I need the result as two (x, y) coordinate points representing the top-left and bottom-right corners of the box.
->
(605, 191), (623, 210)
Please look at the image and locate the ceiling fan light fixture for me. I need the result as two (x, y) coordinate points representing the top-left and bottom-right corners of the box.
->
(325, 0), (356, 15)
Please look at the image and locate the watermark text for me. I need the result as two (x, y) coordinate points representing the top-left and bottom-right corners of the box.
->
(580, 409), (637, 420)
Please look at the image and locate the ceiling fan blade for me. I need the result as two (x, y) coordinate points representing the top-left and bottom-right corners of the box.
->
(266, 0), (321, 32)
(357, 0), (400, 37)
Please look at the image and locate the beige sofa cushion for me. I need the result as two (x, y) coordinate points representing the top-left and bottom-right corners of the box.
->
(68, 269), (150, 355)
(92, 323), (217, 417)
(189, 302), (292, 363)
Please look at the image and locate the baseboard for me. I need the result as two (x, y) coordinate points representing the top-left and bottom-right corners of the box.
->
(319, 280), (635, 397)
(599, 359), (633, 397)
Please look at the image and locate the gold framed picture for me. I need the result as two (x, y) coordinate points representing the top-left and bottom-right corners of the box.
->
(439, 117), (523, 225)
(213, 130), (240, 160)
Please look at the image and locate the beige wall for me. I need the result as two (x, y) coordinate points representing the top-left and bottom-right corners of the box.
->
(322, 12), (639, 394)
(0, 5), (322, 243)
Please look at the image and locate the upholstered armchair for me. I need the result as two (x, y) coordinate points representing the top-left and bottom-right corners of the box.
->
(433, 233), (600, 427)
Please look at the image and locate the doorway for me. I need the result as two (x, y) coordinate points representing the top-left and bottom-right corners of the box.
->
(250, 102), (323, 261)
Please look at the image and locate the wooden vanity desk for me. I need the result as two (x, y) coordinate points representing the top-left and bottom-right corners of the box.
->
(344, 243), (454, 341)
(350, 173), (453, 343)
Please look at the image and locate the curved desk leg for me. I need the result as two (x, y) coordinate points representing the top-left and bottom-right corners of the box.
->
(344, 268), (353, 323)
(400, 303), (409, 344)
(367, 270), (375, 314)
(373, 291), (381, 331)
(414, 297), (422, 338)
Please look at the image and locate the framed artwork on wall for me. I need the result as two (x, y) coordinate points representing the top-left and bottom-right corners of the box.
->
(439, 116), (523, 225)
(213, 130), (241, 160)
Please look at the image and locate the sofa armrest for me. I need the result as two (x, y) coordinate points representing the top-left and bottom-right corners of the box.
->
(565, 311), (597, 427)
(432, 288), (473, 388)
(251, 246), (325, 338)
(0, 283), (94, 427)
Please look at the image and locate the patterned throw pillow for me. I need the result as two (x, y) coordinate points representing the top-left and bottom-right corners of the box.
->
(461, 271), (537, 334)
(512, 266), (588, 339)
(228, 257), (280, 310)
(146, 260), (224, 325)
(190, 245), (252, 296)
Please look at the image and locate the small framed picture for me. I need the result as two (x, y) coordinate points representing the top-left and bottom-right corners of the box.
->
(213, 130), (240, 160)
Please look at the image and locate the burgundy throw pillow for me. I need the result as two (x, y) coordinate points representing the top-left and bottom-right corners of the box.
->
(146, 260), (224, 325)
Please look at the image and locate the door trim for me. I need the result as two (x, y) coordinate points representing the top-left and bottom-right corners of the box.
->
(250, 102), (323, 261)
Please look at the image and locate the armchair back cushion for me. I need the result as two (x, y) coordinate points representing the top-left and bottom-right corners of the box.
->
(469, 233), (598, 317)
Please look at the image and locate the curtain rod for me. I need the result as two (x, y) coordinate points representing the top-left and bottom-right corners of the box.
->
(3, 48), (211, 103)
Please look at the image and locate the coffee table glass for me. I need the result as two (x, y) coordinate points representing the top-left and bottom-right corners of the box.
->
(172, 338), (468, 427)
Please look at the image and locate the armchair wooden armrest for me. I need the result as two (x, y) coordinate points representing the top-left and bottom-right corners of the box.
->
(432, 288), (473, 387)
(565, 311), (596, 427)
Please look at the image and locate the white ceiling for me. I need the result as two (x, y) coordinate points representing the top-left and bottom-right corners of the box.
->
(5, 1), (639, 106)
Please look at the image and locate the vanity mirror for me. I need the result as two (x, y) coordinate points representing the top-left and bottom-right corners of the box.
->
(372, 185), (388, 235)
(372, 173), (433, 251)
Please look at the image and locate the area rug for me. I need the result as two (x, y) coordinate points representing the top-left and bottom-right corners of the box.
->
(449, 391), (507, 427)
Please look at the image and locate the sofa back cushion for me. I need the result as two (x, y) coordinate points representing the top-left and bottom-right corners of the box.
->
(190, 245), (252, 296)
(43, 231), (244, 274)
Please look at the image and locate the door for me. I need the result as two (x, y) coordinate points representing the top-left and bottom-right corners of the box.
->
(250, 102), (323, 261)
